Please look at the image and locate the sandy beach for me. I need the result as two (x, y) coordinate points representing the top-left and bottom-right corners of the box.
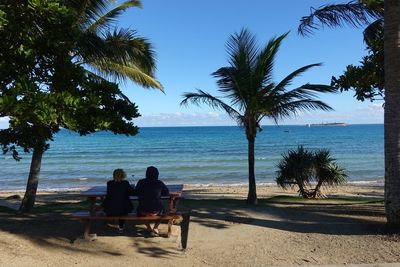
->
(0, 184), (399, 266)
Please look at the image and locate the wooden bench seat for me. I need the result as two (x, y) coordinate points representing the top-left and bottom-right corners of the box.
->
(71, 211), (181, 239)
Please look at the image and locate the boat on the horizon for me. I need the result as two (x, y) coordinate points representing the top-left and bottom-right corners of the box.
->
(307, 122), (349, 127)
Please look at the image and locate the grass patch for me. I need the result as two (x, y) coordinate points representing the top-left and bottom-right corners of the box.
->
(179, 196), (384, 210)
(261, 195), (384, 205)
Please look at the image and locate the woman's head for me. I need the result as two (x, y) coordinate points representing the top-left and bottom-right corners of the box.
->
(113, 168), (127, 182)
(146, 166), (159, 180)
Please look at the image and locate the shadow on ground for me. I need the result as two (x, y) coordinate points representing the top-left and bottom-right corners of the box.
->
(0, 193), (397, 258)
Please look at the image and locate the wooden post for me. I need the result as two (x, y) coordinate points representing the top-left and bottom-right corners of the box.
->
(167, 219), (172, 238)
(180, 212), (190, 250)
(83, 220), (91, 240)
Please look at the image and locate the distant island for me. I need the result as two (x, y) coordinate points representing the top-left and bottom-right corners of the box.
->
(307, 122), (349, 127)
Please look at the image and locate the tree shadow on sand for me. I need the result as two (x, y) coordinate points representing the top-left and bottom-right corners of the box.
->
(0, 196), (182, 258)
(181, 197), (398, 236)
(0, 193), (398, 258)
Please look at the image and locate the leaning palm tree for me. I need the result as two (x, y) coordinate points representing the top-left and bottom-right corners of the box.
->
(181, 29), (336, 204)
(298, 0), (383, 47)
(68, 0), (162, 89)
(298, 1), (384, 102)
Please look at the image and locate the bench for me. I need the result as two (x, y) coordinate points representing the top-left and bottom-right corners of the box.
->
(71, 211), (182, 239)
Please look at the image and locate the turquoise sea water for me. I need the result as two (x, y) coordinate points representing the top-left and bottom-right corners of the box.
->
(0, 124), (383, 191)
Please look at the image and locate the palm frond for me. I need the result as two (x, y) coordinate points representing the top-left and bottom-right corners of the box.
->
(269, 99), (333, 123)
(363, 18), (383, 47)
(226, 28), (259, 69)
(89, 61), (162, 90)
(253, 32), (289, 90)
(102, 28), (156, 73)
(298, 1), (383, 36)
(212, 66), (248, 111)
(263, 83), (335, 122)
(68, 0), (109, 30)
(78, 28), (159, 88)
(270, 63), (322, 96)
(180, 90), (242, 123)
(88, 0), (142, 32)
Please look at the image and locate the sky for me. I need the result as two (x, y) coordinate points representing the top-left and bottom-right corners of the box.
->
(0, 0), (384, 128)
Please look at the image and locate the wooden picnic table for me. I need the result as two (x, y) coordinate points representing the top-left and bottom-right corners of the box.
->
(80, 184), (184, 214)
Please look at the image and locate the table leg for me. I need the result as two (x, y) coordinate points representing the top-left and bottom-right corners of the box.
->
(83, 220), (91, 240)
(169, 196), (180, 214)
(168, 196), (174, 213)
(88, 197), (96, 215)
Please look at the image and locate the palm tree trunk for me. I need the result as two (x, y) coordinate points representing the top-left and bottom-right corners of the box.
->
(19, 148), (44, 213)
(384, 0), (400, 225)
(297, 182), (310, 198)
(247, 136), (258, 204)
(312, 180), (324, 198)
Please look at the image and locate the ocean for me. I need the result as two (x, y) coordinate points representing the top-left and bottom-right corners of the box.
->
(0, 124), (383, 191)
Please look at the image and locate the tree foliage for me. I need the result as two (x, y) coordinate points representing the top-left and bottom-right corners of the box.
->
(299, 0), (384, 102)
(0, 0), (158, 211)
(276, 146), (347, 198)
(182, 29), (336, 204)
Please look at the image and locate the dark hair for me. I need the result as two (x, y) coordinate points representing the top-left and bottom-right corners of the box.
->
(146, 166), (159, 180)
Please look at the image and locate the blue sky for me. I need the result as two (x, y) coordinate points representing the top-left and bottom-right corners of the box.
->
(0, 0), (384, 128)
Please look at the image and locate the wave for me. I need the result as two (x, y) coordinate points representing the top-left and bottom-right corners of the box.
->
(0, 179), (385, 193)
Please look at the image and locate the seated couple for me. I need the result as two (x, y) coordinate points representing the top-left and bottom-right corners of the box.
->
(102, 166), (169, 235)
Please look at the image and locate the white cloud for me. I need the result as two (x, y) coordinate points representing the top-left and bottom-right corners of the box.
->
(279, 103), (383, 125)
(136, 103), (384, 127)
(135, 112), (236, 127)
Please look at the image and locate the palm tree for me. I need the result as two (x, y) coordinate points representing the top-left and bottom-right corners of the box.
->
(312, 149), (347, 198)
(181, 29), (336, 204)
(384, 0), (400, 225)
(19, 0), (162, 212)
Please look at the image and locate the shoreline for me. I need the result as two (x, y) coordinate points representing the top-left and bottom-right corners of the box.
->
(0, 178), (385, 193)
(0, 184), (384, 202)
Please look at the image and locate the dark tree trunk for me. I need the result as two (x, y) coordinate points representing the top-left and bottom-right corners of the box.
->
(247, 136), (258, 205)
(19, 148), (44, 212)
(312, 180), (324, 198)
(297, 183), (309, 198)
(384, 0), (400, 225)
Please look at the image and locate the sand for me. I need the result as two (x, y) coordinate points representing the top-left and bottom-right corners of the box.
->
(0, 184), (399, 266)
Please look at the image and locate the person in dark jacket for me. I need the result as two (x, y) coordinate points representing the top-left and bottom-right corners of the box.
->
(136, 166), (169, 235)
(102, 169), (135, 232)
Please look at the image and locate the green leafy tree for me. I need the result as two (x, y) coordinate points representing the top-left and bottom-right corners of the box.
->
(276, 146), (347, 198)
(181, 29), (336, 204)
(0, 0), (160, 212)
(298, 0), (384, 101)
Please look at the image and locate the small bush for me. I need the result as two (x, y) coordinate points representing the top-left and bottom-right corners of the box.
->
(276, 146), (347, 198)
